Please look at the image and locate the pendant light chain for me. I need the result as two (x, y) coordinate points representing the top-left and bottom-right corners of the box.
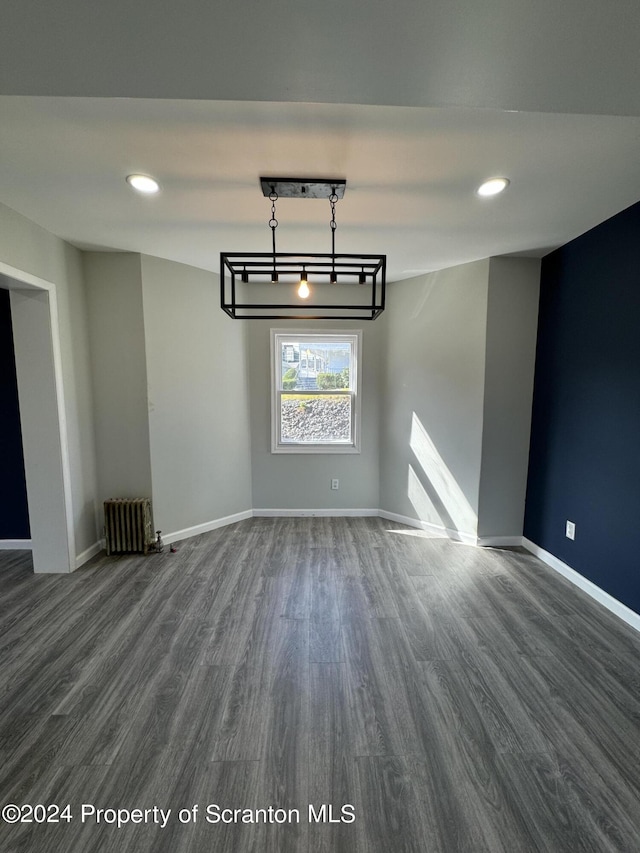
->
(269, 188), (279, 282)
(329, 190), (338, 283)
(269, 189), (279, 257)
(329, 191), (338, 256)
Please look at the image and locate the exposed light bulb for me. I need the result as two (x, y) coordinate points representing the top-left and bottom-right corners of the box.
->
(298, 279), (310, 299)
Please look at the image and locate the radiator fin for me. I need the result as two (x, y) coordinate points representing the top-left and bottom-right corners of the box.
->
(104, 498), (152, 556)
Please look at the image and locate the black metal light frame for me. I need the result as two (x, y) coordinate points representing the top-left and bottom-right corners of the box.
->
(220, 177), (387, 320)
(220, 252), (386, 320)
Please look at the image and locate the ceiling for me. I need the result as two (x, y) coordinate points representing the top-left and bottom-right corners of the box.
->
(2, 0), (640, 282)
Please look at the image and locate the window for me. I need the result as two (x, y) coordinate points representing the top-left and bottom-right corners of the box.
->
(271, 330), (362, 454)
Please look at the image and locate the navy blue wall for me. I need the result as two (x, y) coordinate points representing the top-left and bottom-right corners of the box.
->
(525, 200), (640, 614)
(0, 289), (30, 540)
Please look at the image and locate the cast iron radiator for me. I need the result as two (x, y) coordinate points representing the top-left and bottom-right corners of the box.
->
(104, 498), (152, 555)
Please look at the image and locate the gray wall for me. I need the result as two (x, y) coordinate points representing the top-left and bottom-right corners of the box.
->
(0, 202), (99, 561)
(248, 319), (383, 510)
(84, 253), (253, 537)
(379, 257), (540, 542)
(477, 257), (540, 539)
(0, 197), (540, 557)
(83, 253), (153, 519)
(379, 261), (490, 538)
(141, 256), (252, 534)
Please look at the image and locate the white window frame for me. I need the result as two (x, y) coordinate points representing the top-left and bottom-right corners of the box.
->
(270, 329), (362, 454)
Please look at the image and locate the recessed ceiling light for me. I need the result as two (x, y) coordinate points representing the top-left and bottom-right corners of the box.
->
(126, 174), (160, 194)
(476, 177), (510, 197)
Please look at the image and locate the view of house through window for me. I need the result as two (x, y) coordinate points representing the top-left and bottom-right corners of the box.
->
(271, 331), (361, 453)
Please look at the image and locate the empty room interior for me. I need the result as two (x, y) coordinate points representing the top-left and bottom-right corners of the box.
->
(1, 2), (640, 851)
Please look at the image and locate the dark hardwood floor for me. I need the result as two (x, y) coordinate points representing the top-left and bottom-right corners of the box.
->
(1, 516), (640, 852)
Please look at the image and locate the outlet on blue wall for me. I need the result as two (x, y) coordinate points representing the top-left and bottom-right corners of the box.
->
(525, 200), (640, 614)
(0, 288), (30, 540)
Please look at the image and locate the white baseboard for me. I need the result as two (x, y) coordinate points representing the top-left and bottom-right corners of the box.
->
(378, 510), (477, 545)
(0, 539), (33, 550)
(253, 508), (379, 518)
(523, 538), (640, 634)
(75, 540), (103, 569)
(164, 509), (253, 544)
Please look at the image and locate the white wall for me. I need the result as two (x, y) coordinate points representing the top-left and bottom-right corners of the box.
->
(248, 318), (383, 511)
(10, 287), (73, 571)
(140, 255), (253, 535)
(83, 253), (153, 521)
(0, 202), (99, 564)
(477, 257), (540, 539)
(379, 260), (490, 539)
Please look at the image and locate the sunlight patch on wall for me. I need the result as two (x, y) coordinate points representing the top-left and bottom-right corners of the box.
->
(409, 411), (477, 536)
(408, 464), (440, 526)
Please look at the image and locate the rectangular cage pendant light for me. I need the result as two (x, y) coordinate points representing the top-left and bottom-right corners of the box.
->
(220, 178), (386, 320)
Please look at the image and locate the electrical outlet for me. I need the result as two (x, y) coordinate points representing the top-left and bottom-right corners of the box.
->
(566, 520), (576, 540)
(331, 479), (339, 490)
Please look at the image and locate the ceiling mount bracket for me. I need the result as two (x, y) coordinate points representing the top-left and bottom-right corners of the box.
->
(260, 177), (346, 199)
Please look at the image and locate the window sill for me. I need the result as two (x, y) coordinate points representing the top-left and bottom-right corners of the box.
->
(271, 443), (361, 455)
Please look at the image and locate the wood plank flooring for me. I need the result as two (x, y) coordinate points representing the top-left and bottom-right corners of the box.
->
(1, 517), (640, 852)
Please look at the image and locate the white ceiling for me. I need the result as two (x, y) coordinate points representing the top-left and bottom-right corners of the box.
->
(2, 0), (640, 281)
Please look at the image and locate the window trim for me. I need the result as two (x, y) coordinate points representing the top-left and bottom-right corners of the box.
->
(270, 329), (362, 454)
